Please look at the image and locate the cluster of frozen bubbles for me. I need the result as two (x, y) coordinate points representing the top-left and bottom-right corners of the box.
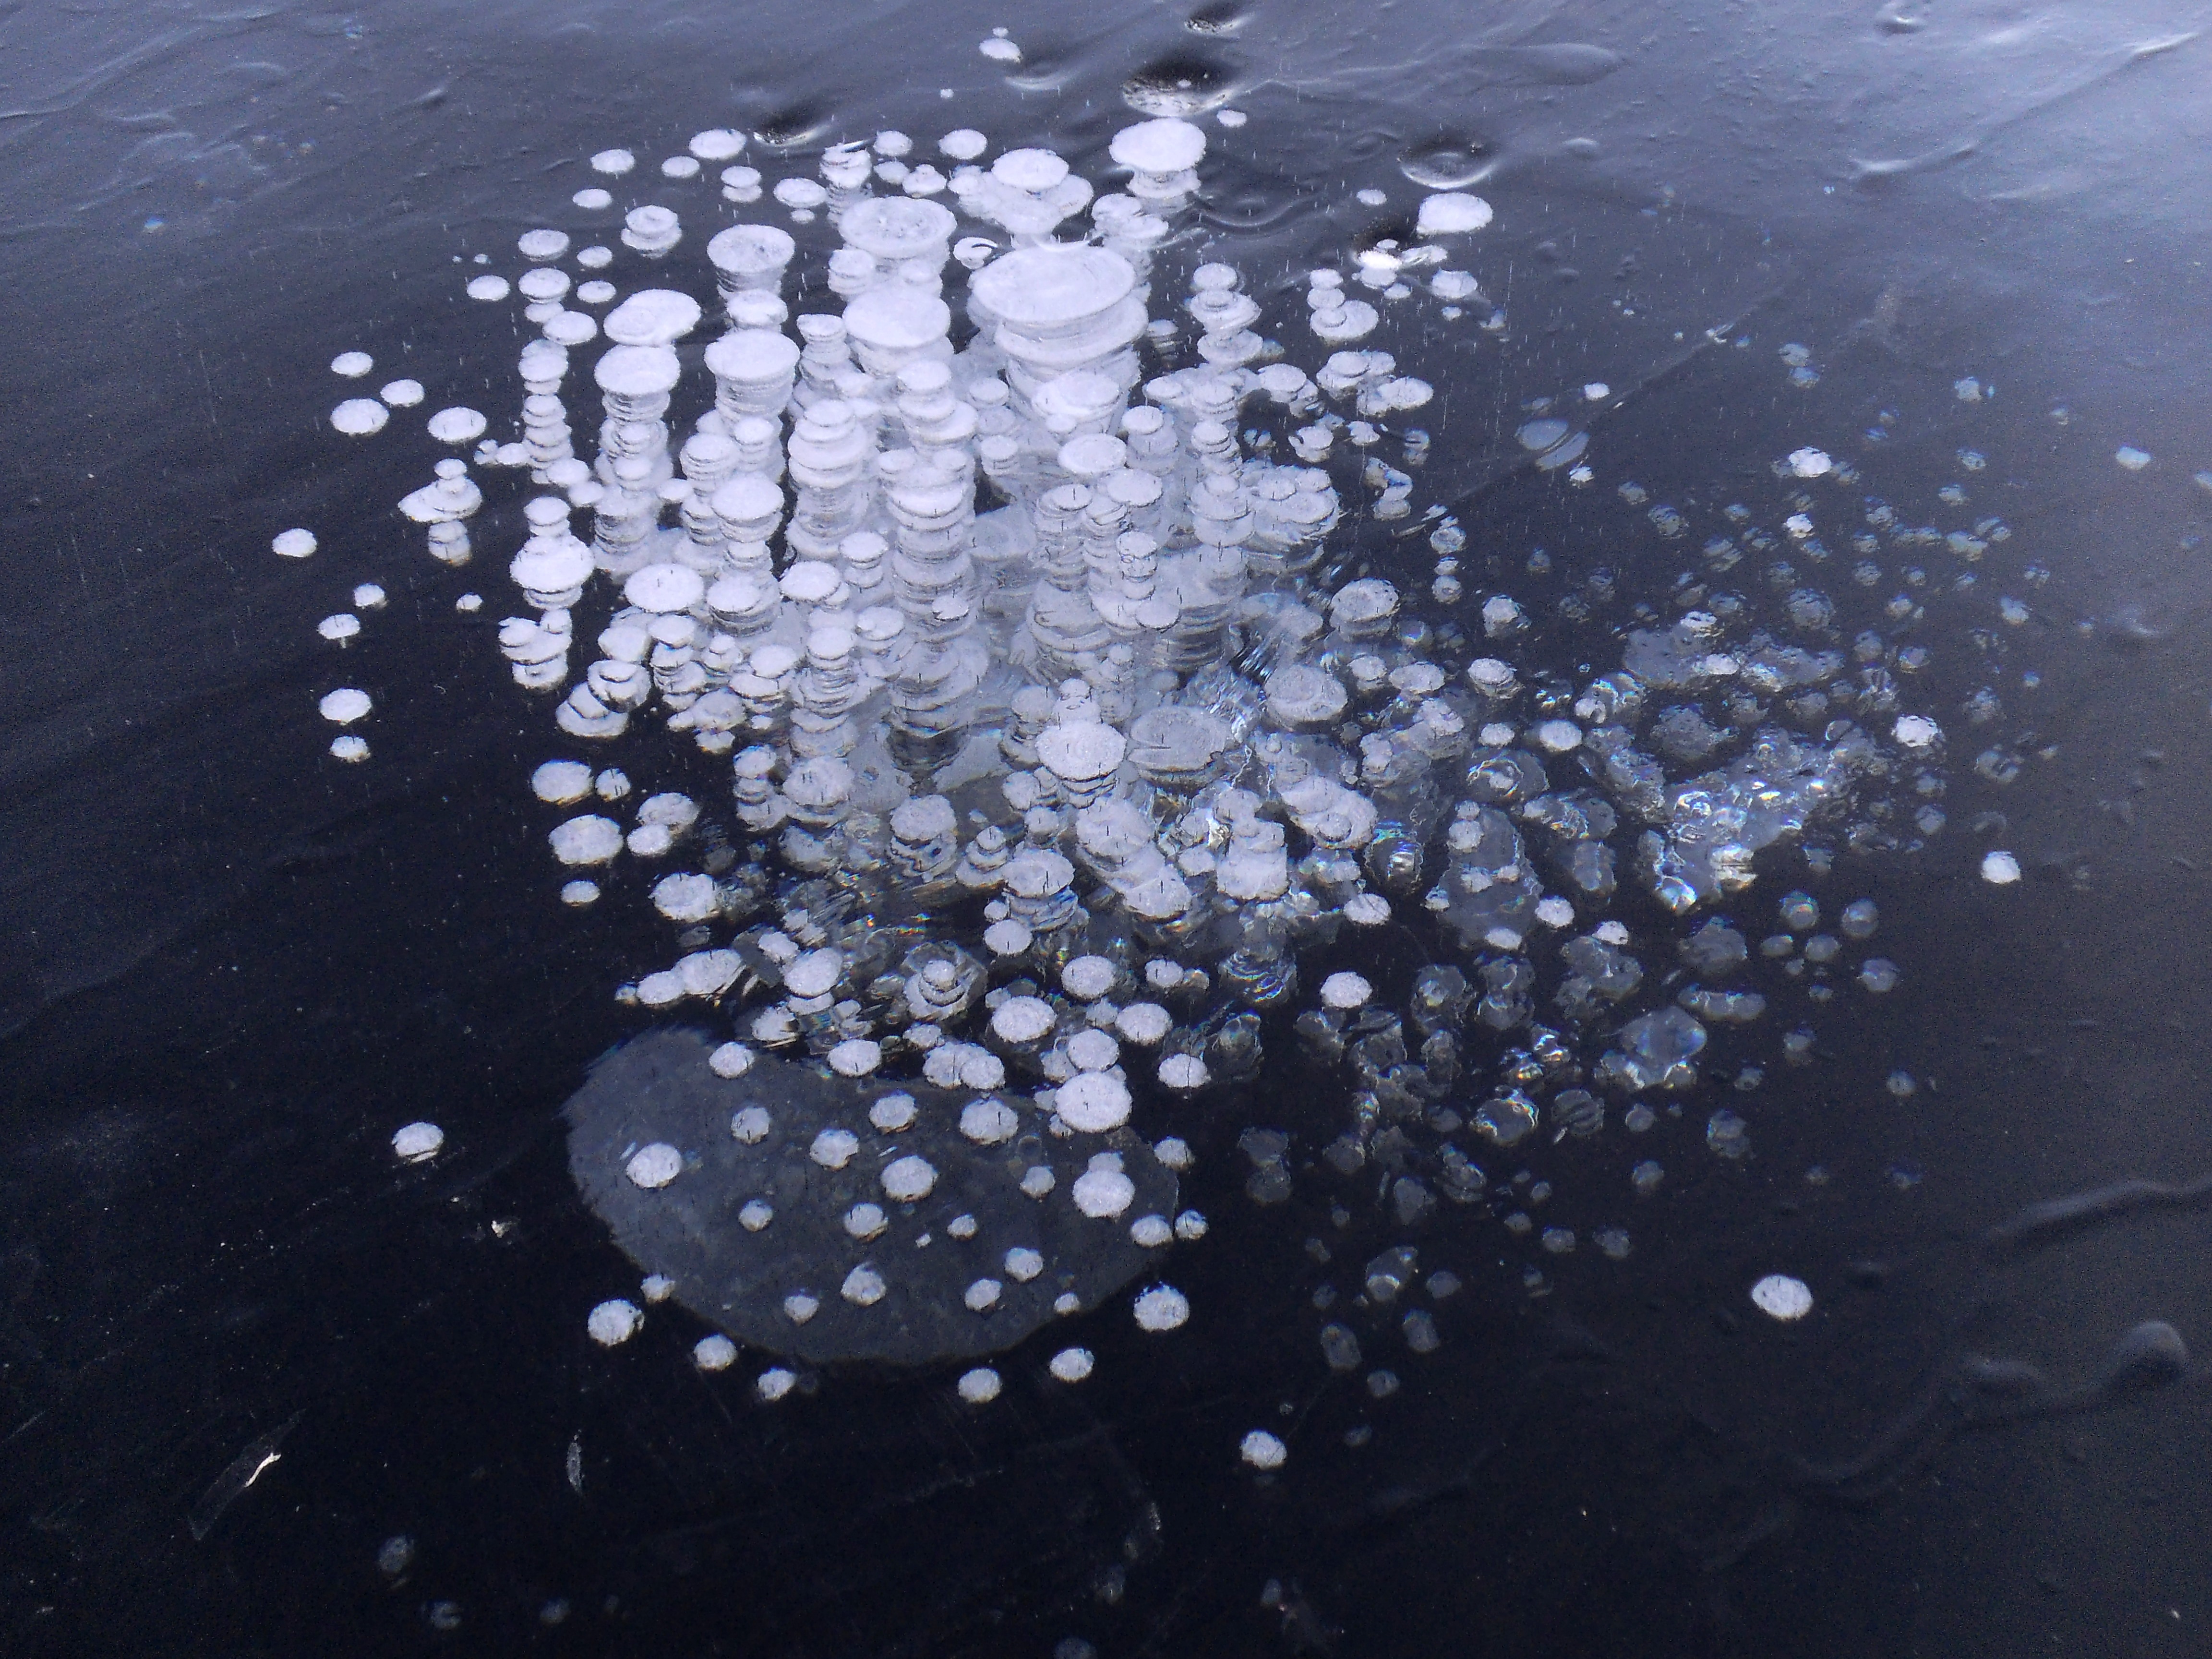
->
(284, 107), (2051, 1455)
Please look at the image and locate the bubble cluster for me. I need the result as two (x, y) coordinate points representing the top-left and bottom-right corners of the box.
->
(275, 101), (2022, 1405)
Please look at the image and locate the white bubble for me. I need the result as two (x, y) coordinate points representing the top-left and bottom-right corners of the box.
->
(1892, 714), (1942, 750)
(331, 350), (373, 377)
(1980, 850), (2022, 885)
(2115, 445), (2152, 471)
(625, 1142), (683, 1189)
(693, 1334), (737, 1371)
(869, 1092), (917, 1132)
(330, 398), (388, 436)
(882, 1154), (938, 1202)
(979, 36), (1021, 63)
(710, 1042), (757, 1080)
(1049, 1346), (1094, 1382)
(828, 1038), (883, 1077)
(641, 1274), (674, 1303)
(756, 1367), (796, 1401)
(465, 274), (511, 301)
(1786, 446), (1832, 478)
(272, 527), (317, 559)
(1749, 1274), (1813, 1321)
(1072, 1168), (1136, 1219)
(1416, 192), (1492, 235)
(840, 1264), (887, 1306)
(661, 155), (701, 179)
(938, 128), (987, 160)
(1061, 954), (1117, 1000)
(1320, 971), (1371, 1010)
(1055, 1072), (1132, 1133)
(590, 148), (636, 176)
(559, 880), (599, 906)
(533, 760), (594, 804)
(1535, 897), (1575, 927)
(1158, 1052), (1209, 1091)
(957, 1367), (1002, 1403)
(960, 1098), (1019, 1144)
(319, 687), (372, 724)
(329, 734), (369, 762)
(317, 613), (359, 643)
(1343, 893), (1391, 926)
(1239, 1429), (1287, 1469)
(572, 187), (613, 210)
(380, 379), (425, 407)
(1003, 1246), (1044, 1281)
(587, 1298), (643, 1345)
(428, 407), (488, 444)
(810, 1128), (860, 1168)
(352, 583), (385, 609)
(548, 815), (622, 865)
(1116, 1002), (1173, 1044)
(689, 128), (747, 160)
(392, 1121), (444, 1162)
(1132, 1284), (1190, 1332)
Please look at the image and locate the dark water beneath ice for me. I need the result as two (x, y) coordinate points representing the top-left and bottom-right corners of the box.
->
(6, 1), (2212, 1654)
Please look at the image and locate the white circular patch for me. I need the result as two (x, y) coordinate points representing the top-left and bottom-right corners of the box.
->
(881, 1154), (938, 1202)
(957, 1367), (1002, 1403)
(1056, 1072), (1131, 1133)
(693, 1335), (737, 1371)
(625, 1142), (683, 1189)
(330, 398), (387, 435)
(587, 1299), (642, 1346)
(1072, 1169), (1136, 1219)
(1240, 1430), (1287, 1469)
(1132, 1284), (1189, 1331)
(960, 1098), (1019, 1144)
(1892, 714), (1942, 750)
(1750, 1274), (1814, 1322)
(1320, 972), (1371, 1010)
